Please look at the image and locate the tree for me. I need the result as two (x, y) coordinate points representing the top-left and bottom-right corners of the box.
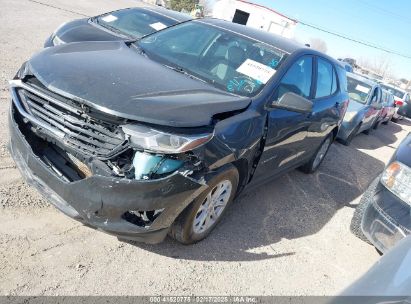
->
(170, 0), (196, 12)
(358, 54), (393, 79)
(309, 38), (328, 53)
(371, 54), (393, 78)
(198, 0), (214, 16)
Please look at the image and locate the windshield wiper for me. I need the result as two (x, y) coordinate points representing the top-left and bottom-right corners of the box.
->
(130, 44), (147, 57)
(164, 65), (207, 83)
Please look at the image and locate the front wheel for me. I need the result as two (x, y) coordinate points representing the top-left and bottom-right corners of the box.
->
(372, 119), (381, 130)
(339, 123), (361, 146)
(299, 133), (332, 174)
(363, 127), (372, 135)
(169, 165), (239, 244)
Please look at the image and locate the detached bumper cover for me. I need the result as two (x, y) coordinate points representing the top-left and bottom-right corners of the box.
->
(8, 105), (207, 243)
(362, 184), (411, 253)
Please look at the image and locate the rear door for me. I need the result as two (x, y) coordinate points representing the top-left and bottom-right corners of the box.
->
(306, 57), (345, 150)
(251, 55), (314, 183)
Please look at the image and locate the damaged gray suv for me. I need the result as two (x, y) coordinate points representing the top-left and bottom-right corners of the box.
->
(9, 19), (348, 244)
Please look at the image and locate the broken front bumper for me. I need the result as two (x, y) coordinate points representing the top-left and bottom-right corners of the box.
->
(8, 105), (207, 244)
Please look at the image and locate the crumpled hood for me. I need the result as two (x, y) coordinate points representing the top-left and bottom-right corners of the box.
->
(55, 19), (123, 44)
(26, 41), (251, 127)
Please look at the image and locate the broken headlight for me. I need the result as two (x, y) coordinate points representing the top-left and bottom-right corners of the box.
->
(122, 124), (213, 154)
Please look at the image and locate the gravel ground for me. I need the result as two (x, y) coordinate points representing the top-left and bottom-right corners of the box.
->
(1, 0), (410, 296)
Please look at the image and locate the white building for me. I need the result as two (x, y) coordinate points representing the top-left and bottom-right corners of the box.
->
(212, 0), (297, 38)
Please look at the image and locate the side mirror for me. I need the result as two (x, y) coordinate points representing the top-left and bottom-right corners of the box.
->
(271, 92), (313, 113)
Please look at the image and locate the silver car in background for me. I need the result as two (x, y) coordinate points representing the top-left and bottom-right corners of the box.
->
(337, 73), (383, 146)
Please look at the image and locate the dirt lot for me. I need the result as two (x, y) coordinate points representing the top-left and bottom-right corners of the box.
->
(0, 0), (410, 296)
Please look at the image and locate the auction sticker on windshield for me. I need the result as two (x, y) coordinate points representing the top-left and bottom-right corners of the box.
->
(149, 22), (167, 31)
(101, 15), (117, 22)
(236, 59), (276, 84)
(356, 84), (370, 94)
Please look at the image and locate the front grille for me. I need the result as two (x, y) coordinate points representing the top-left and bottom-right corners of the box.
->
(14, 80), (127, 159)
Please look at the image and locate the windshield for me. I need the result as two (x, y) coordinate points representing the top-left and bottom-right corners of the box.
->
(95, 9), (179, 38)
(380, 84), (405, 99)
(136, 21), (288, 97)
(347, 76), (372, 104)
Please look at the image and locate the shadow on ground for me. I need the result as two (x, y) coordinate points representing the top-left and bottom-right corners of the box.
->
(398, 118), (411, 127)
(352, 121), (403, 150)
(129, 143), (384, 262)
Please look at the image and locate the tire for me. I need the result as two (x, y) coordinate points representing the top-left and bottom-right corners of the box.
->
(169, 165), (239, 244)
(363, 127), (371, 135)
(350, 176), (380, 243)
(382, 120), (389, 125)
(373, 120), (380, 129)
(339, 123), (361, 146)
(299, 133), (332, 174)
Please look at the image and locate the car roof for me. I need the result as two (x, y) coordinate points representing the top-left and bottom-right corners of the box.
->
(347, 72), (378, 87)
(128, 6), (192, 22)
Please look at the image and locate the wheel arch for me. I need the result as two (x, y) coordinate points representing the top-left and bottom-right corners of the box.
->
(231, 158), (249, 195)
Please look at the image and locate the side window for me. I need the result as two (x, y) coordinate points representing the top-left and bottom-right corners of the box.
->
(315, 58), (337, 98)
(378, 88), (383, 103)
(273, 56), (313, 101)
(337, 66), (348, 93)
(331, 67), (338, 94)
(370, 88), (379, 103)
(381, 91), (387, 105)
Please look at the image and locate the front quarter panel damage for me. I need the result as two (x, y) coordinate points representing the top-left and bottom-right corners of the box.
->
(193, 109), (266, 189)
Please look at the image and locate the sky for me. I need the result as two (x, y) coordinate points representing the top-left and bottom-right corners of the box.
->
(252, 0), (411, 80)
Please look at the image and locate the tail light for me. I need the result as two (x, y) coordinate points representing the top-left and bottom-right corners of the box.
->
(395, 100), (404, 107)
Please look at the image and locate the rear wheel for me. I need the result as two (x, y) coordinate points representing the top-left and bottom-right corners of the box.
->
(300, 133), (332, 174)
(169, 165), (239, 244)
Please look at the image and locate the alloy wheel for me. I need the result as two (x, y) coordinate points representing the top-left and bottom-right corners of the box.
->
(313, 137), (331, 169)
(192, 180), (232, 234)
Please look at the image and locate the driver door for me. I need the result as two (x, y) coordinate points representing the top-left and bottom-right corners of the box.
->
(251, 55), (314, 184)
